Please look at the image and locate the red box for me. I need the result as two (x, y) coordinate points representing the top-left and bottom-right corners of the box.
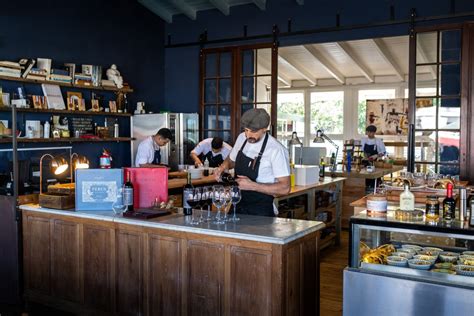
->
(124, 167), (168, 208)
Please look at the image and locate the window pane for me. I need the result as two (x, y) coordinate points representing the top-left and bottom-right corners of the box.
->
(277, 93), (304, 147)
(438, 131), (460, 164)
(415, 131), (436, 163)
(256, 76), (271, 103)
(256, 103), (271, 119)
(220, 52), (232, 77)
(358, 89), (396, 134)
(205, 53), (217, 77)
(415, 87), (437, 97)
(218, 105), (231, 129)
(205, 130), (232, 145)
(257, 48), (272, 76)
(204, 105), (217, 129)
(241, 77), (255, 103)
(241, 103), (254, 116)
(242, 50), (255, 76)
(204, 80), (217, 103)
(439, 98), (460, 129)
(440, 29), (462, 62)
(439, 63), (461, 96)
(311, 91), (344, 134)
(416, 65), (437, 95)
(416, 32), (437, 64)
(417, 163), (436, 174)
(415, 98), (436, 129)
(218, 79), (231, 104)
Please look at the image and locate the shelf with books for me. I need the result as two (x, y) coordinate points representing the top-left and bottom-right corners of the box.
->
(0, 107), (132, 117)
(0, 137), (134, 144)
(0, 74), (133, 93)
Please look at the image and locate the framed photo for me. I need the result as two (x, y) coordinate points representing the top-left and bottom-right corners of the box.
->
(109, 101), (117, 113)
(67, 91), (82, 101)
(91, 100), (100, 112)
(67, 98), (76, 111)
(366, 98), (409, 136)
(32, 95), (45, 109)
(82, 64), (93, 76)
(78, 99), (86, 111)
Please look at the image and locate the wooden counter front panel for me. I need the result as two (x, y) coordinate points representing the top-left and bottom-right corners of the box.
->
(187, 240), (225, 316)
(116, 230), (144, 316)
(230, 246), (272, 316)
(24, 216), (51, 294)
(148, 235), (182, 316)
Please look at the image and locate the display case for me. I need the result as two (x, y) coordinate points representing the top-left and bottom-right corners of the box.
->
(344, 209), (474, 315)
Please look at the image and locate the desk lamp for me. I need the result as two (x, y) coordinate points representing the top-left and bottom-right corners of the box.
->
(313, 129), (339, 171)
(289, 131), (303, 165)
(70, 153), (90, 183)
(39, 154), (69, 194)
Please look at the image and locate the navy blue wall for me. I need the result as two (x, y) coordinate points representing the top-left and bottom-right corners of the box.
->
(0, 0), (165, 170)
(164, 0), (474, 113)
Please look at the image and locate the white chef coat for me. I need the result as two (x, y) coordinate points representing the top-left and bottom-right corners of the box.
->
(191, 138), (232, 160)
(135, 136), (161, 167)
(229, 132), (290, 184)
(361, 137), (386, 155)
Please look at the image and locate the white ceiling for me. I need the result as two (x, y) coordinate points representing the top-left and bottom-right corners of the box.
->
(273, 33), (437, 88)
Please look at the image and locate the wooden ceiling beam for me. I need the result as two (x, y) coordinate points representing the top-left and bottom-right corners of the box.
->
(416, 41), (437, 80)
(334, 42), (374, 83)
(371, 38), (405, 82)
(170, 0), (197, 20)
(209, 0), (230, 15)
(303, 44), (345, 84)
(278, 53), (316, 86)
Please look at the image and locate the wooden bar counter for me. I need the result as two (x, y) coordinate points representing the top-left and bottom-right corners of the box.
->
(20, 204), (325, 315)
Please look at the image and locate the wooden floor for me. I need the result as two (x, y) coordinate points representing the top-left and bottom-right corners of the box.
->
(320, 230), (349, 316)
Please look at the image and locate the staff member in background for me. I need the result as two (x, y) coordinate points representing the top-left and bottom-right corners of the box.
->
(215, 109), (290, 217)
(135, 128), (172, 167)
(190, 137), (232, 168)
(361, 125), (386, 162)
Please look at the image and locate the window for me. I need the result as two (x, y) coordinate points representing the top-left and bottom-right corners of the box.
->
(358, 89), (396, 135)
(310, 91), (344, 135)
(277, 92), (304, 148)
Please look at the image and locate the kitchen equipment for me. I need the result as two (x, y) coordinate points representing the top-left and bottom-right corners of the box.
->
(131, 113), (199, 171)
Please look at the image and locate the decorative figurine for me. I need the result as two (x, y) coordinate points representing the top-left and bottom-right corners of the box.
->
(99, 148), (113, 169)
(135, 102), (145, 115)
(106, 64), (124, 88)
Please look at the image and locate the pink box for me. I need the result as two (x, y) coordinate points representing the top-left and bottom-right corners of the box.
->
(124, 167), (168, 208)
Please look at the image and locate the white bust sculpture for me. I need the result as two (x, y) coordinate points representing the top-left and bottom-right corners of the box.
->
(106, 64), (124, 88)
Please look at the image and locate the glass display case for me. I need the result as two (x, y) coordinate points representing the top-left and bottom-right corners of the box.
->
(344, 209), (474, 315)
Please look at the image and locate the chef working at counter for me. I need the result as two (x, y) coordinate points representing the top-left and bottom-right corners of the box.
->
(214, 108), (290, 217)
(190, 137), (232, 168)
(362, 125), (386, 162)
(135, 128), (172, 167)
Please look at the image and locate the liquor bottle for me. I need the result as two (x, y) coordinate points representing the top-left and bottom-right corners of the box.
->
(203, 158), (209, 176)
(114, 119), (119, 138)
(319, 158), (325, 180)
(399, 182), (415, 212)
(443, 182), (456, 221)
(123, 170), (134, 212)
(183, 172), (193, 215)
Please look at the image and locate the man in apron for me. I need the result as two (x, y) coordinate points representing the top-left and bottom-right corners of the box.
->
(361, 125), (386, 191)
(135, 128), (172, 167)
(190, 137), (232, 168)
(214, 109), (290, 217)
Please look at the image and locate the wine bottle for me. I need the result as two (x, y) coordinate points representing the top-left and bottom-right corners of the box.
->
(443, 182), (455, 221)
(319, 158), (325, 180)
(123, 170), (134, 212)
(183, 172), (193, 215)
(399, 182), (415, 212)
(220, 172), (236, 184)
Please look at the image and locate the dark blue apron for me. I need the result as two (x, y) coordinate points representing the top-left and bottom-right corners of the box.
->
(200, 151), (224, 168)
(153, 148), (161, 165)
(235, 133), (274, 217)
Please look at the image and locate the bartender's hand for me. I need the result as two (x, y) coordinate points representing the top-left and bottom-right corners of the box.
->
(235, 175), (255, 190)
(214, 165), (225, 181)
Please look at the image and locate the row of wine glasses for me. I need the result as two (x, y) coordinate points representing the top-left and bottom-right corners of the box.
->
(185, 185), (241, 225)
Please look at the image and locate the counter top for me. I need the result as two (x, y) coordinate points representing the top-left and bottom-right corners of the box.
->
(20, 204), (325, 245)
(351, 209), (474, 236)
(168, 175), (217, 189)
(325, 165), (403, 179)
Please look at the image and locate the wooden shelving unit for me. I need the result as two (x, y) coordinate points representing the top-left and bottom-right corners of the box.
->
(0, 137), (134, 144)
(0, 107), (132, 117)
(0, 74), (133, 93)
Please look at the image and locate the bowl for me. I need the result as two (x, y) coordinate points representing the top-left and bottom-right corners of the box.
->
(392, 252), (413, 259)
(408, 259), (432, 270)
(188, 168), (203, 180)
(414, 254), (437, 263)
(422, 247), (443, 253)
(387, 256), (408, 267)
(431, 268), (456, 275)
(439, 252), (459, 263)
(401, 244), (422, 252)
(462, 251), (474, 256)
(458, 255), (474, 266)
(418, 250), (440, 257)
(434, 262), (453, 270)
(398, 248), (417, 255)
(455, 265), (474, 276)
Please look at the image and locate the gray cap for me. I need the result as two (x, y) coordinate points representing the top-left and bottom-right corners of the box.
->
(241, 108), (270, 131)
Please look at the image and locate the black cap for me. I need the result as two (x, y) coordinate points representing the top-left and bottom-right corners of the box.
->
(241, 108), (270, 131)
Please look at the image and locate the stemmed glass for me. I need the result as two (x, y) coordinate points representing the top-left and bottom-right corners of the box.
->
(202, 186), (213, 222)
(221, 187), (232, 222)
(212, 185), (226, 224)
(112, 188), (128, 215)
(229, 185), (241, 222)
(186, 188), (201, 225)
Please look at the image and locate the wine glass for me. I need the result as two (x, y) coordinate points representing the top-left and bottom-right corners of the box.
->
(229, 185), (241, 222)
(212, 185), (226, 224)
(185, 188), (201, 225)
(221, 187), (232, 222)
(200, 186), (211, 222)
(112, 188), (127, 215)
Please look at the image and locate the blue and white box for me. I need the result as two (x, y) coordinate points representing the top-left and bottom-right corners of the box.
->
(75, 168), (123, 211)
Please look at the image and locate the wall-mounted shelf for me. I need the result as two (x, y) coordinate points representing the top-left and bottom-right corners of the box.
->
(0, 137), (134, 144)
(0, 107), (132, 117)
(0, 75), (133, 93)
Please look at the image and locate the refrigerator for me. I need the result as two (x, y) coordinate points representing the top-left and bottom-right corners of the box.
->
(131, 113), (199, 171)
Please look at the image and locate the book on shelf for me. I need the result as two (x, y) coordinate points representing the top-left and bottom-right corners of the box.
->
(42, 84), (65, 110)
(0, 61), (21, 70)
(21, 59), (36, 78)
(64, 63), (75, 81)
(101, 79), (115, 87)
(51, 68), (70, 76)
(26, 74), (47, 80)
(0, 67), (21, 77)
(29, 67), (48, 76)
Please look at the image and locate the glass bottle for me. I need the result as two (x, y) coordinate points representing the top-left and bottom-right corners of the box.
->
(183, 172), (193, 215)
(123, 170), (134, 212)
(443, 182), (455, 221)
(399, 183), (415, 212)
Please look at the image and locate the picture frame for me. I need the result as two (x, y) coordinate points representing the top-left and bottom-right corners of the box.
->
(82, 64), (93, 76)
(91, 100), (100, 112)
(67, 91), (82, 101)
(109, 101), (117, 113)
(32, 95), (45, 109)
(78, 99), (86, 111)
(67, 98), (76, 111)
